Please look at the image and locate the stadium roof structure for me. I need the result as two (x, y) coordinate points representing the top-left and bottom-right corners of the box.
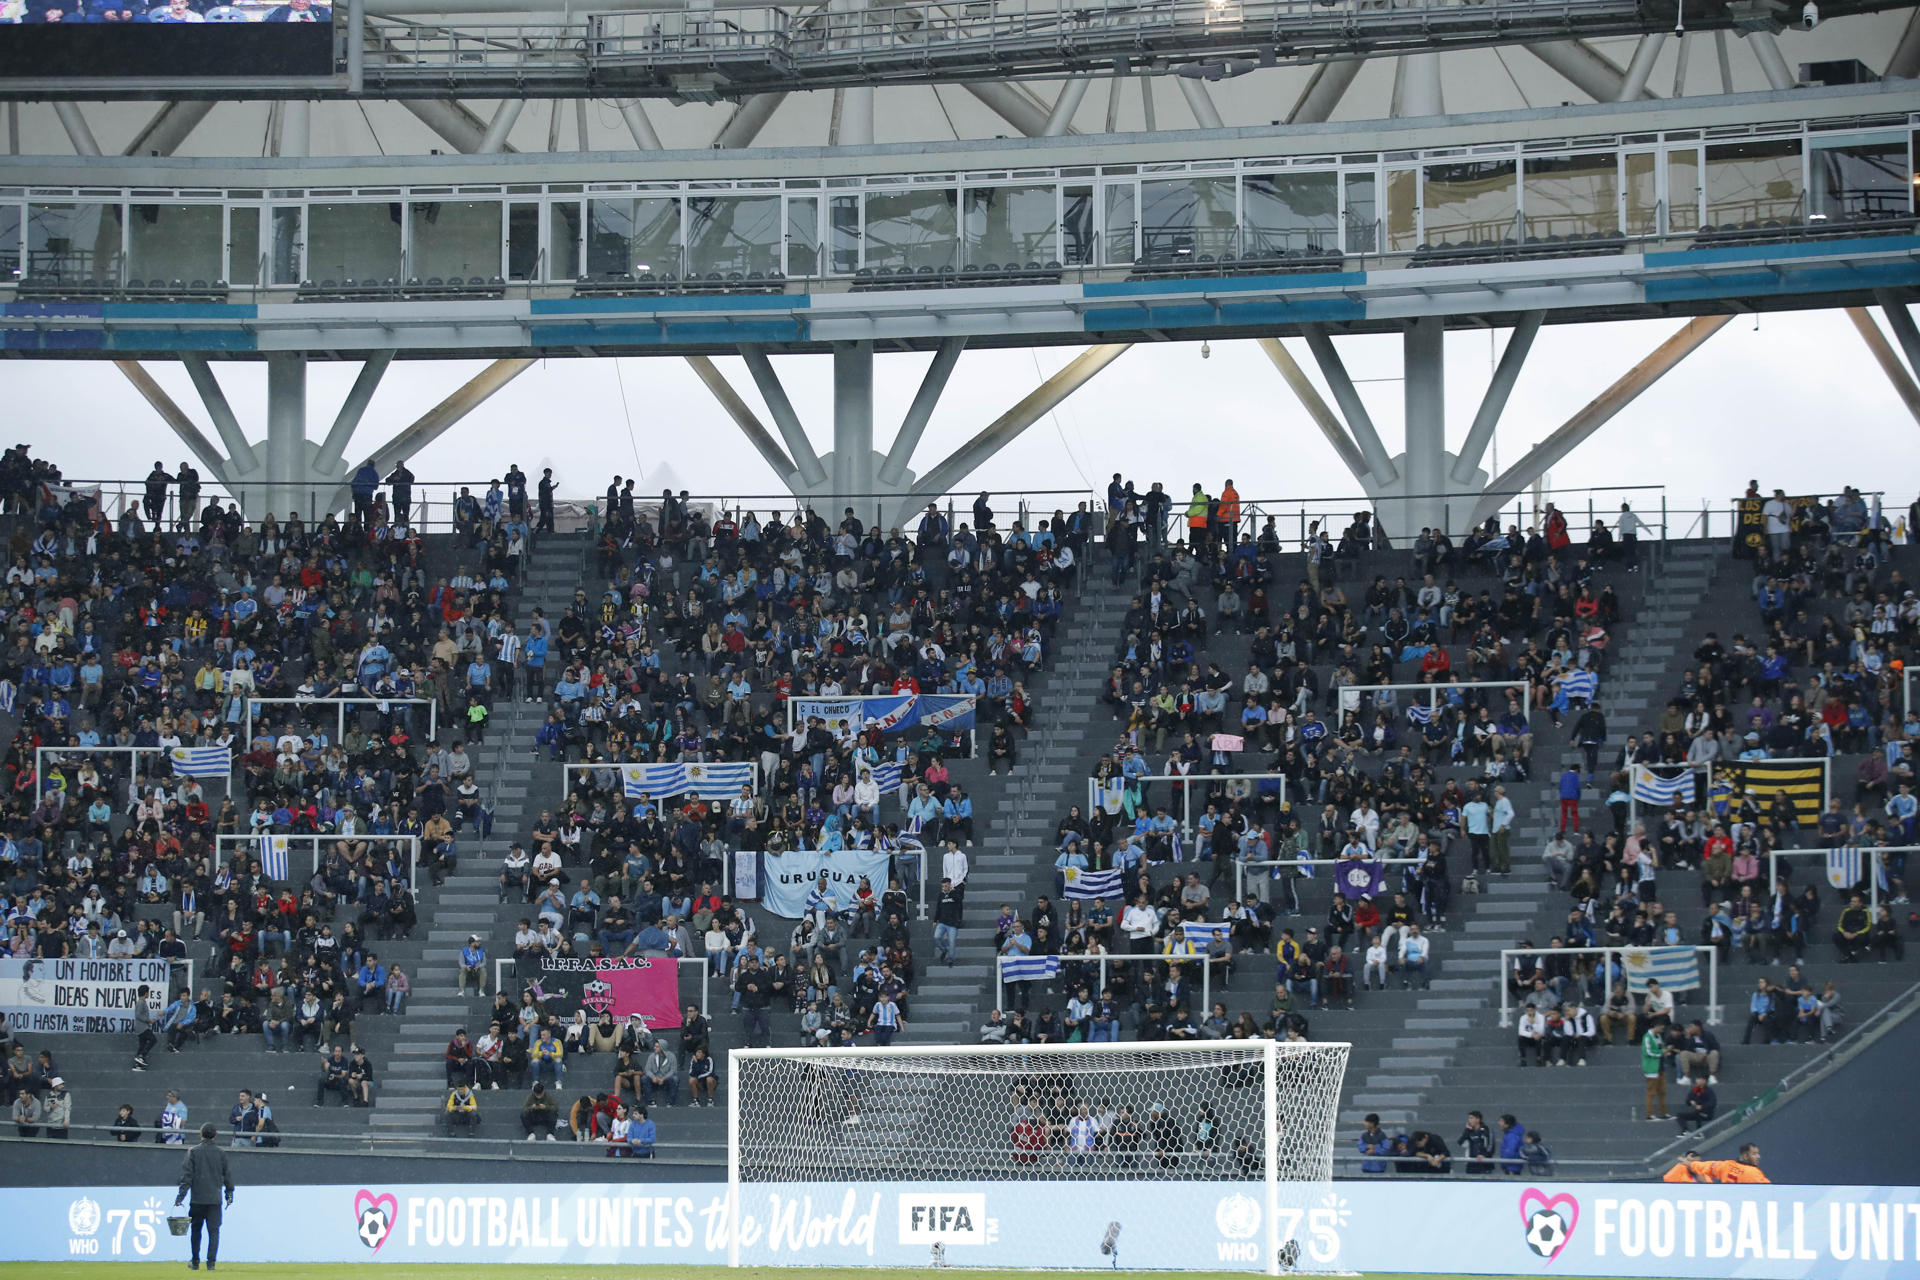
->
(0, 1), (1916, 535)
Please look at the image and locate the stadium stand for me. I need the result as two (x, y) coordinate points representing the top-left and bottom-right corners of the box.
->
(1, 453), (1916, 1179)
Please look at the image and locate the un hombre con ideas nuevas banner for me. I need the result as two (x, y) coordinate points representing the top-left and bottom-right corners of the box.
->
(0, 958), (169, 1034)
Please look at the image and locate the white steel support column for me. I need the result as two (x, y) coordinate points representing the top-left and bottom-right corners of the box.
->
(1256, 337), (1370, 480)
(1300, 329), (1398, 483)
(1846, 308), (1920, 426)
(879, 337), (965, 487)
(265, 353), (309, 521)
(1452, 312), (1543, 482)
(1468, 315), (1731, 527)
(1616, 34), (1667, 101)
(683, 355), (804, 488)
(277, 100), (311, 158)
(1747, 32), (1798, 90)
(619, 100), (663, 150)
(1890, 9), (1920, 78)
(314, 352), (394, 474)
(713, 94), (785, 148)
(1174, 77), (1221, 130)
(903, 343), (1128, 519)
(1875, 291), (1920, 378)
(738, 345), (829, 489)
(1044, 79), (1090, 136)
(1401, 317), (1447, 537)
(182, 356), (259, 476)
(964, 82), (1054, 138)
(52, 103), (101, 157)
(1525, 41), (1644, 103)
(831, 341), (876, 514)
(1288, 59), (1362, 124)
(123, 101), (215, 158)
(1391, 52), (1444, 117)
(478, 100), (524, 154)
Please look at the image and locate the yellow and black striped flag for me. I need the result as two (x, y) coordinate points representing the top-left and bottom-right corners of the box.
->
(1719, 760), (1826, 827)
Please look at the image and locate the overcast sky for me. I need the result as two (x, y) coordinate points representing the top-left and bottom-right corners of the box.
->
(26, 306), (1920, 539)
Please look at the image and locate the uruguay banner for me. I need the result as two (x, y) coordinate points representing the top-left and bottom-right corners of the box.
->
(533, 957), (681, 1030)
(1826, 847), (1863, 890)
(870, 762), (903, 794)
(0, 957), (171, 1034)
(919, 694), (978, 731)
(170, 745), (232, 778)
(733, 849), (760, 900)
(758, 847), (897, 919)
(622, 761), (755, 800)
(1333, 857), (1386, 901)
(259, 834), (290, 882)
(1406, 703), (1435, 725)
(1632, 766), (1697, 806)
(1551, 670), (1599, 712)
(793, 699), (865, 735)
(1063, 866), (1124, 901)
(1181, 921), (1231, 947)
(1000, 955), (1060, 982)
(0, 679), (14, 715)
(1623, 946), (1701, 993)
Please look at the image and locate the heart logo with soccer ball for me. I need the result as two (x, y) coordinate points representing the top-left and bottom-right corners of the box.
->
(1519, 1188), (1580, 1263)
(354, 1189), (399, 1253)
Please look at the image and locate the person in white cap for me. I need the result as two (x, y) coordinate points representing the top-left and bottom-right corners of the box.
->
(43, 1077), (71, 1139)
(107, 929), (137, 959)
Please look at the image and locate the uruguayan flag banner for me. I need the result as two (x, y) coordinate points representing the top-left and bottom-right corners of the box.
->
(258, 835), (290, 882)
(1632, 766), (1697, 806)
(622, 761), (756, 800)
(1181, 921), (1231, 947)
(1000, 955), (1061, 983)
(756, 847), (898, 918)
(1826, 847), (1864, 890)
(870, 763), (903, 793)
(1063, 867), (1124, 901)
(1623, 946), (1701, 993)
(170, 746), (232, 778)
(0, 680), (15, 715)
(1406, 704), (1435, 725)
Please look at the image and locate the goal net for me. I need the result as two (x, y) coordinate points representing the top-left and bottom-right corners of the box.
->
(728, 1041), (1350, 1273)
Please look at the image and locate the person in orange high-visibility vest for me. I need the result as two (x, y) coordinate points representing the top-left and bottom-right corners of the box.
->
(1662, 1152), (1711, 1183)
(1216, 479), (1241, 548)
(1707, 1144), (1771, 1183)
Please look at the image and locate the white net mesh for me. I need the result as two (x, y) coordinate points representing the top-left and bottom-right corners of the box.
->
(733, 1041), (1349, 1184)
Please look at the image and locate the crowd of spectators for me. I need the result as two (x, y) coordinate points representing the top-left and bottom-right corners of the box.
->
(0, 447), (524, 1138)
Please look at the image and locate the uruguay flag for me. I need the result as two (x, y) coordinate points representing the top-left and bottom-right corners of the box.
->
(1623, 946), (1700, 993)
(871, 762), (903, 793)
(0, 679), (14, 715)
(1826, 847), (1864, 891)
(1406, 704), (1434, 726)
(1001, 955), (1061, 982)
(258, 834), (290, 882)
(623, 763), (686, 799)
(1552, 670), (1599, 713)
(1064, 867), (1125, 901)
(170, 745), (232, 778)
(1181, 921), (1231, 947)
(681, 761), (755, 799)
(1632, 766), (1696, 807)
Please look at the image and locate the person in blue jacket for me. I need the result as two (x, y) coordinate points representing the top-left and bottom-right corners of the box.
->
(1498, 1113), (1526, 1175)
(1356, 1113), (1392, 1174)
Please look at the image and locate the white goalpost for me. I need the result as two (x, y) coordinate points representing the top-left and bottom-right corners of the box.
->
(727, 1040), (1350, 1274)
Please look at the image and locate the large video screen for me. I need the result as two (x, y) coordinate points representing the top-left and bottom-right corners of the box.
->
(0, 2), (333, 81)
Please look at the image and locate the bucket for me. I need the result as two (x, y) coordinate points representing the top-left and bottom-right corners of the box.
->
(166, 1215), (190, 1237)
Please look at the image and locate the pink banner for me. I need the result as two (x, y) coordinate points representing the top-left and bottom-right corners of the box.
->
(542, 957), (683, 1030)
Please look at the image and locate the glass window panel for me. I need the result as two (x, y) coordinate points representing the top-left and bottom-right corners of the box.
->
(1103, 184), (1135, 265)
(27, 202), (121, 282)
(270, 207), (301, 285)
(1422, 160), (1516, 245)
(548, 202), (581, 280)
(0, 205), (22, 278)
(828, 195), (859, 274)
(1241, 172), (1337, 256)
(1344, 172), (1378, 254)
(127, 204), (221, 284)
(1666, 149), (1701, 232)
(586, 198), (680, 277)
(229, 207), (259, 286)
(507, 203), (539, 282)
(407, 199), (500, 281)
(1385, 169), (1418, 252)
(1623, 152), (1660, 236)
(1063, 185), (1093, 266)
(686, 194), (782, 276)
(786, 197), (818, 277)
(863, 188), (956, 272)
(1705, 140), (1802, 226)
(1140, 176), (1234, 261)
(307, 203), (401, 283)
(1809, 137), (1909, 219)
(962, 184), (1057, 268)
(1521, 154), (1618, 240)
